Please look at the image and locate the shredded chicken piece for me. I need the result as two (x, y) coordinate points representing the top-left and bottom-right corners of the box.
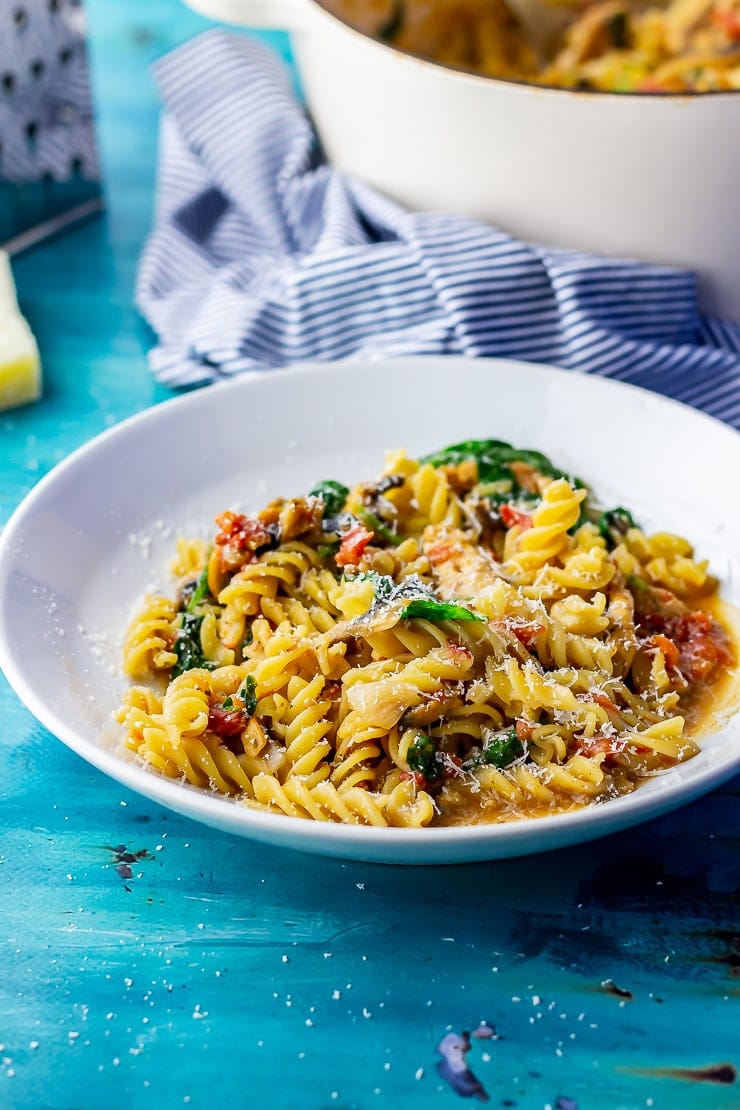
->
(424, 525), (501, 599)
(278, 497), (324, 541)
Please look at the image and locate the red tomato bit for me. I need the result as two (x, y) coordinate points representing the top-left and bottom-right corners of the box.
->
(335, 522), (374, 567)
(667, 611), (734, 683)
(214, 511), (272, 571)
(575, 734), (628, 764)
(508, 618), (545, 647)
(499, 504), (533, 531)
(591, 692), (620, 715)
(644, 633), (681, 672)
(208, 703), (247, 737)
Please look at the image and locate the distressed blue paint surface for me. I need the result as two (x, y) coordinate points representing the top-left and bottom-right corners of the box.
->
(0, 3), (738, 1108)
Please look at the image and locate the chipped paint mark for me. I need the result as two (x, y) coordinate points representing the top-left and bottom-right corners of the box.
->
(555, 1097), (579, 1110)
(472, 1022), (496, 1040)
(600, 979), (634, 1001)
(436, 1032), (489, 1102)
(623, 1063), (737, 1085)
(105, 844), (151, 890)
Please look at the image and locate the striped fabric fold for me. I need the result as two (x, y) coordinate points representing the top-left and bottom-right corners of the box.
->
(137, 30), (740, 429)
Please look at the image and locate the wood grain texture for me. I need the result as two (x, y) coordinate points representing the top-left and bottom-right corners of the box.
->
(0, 2), (738, 1108)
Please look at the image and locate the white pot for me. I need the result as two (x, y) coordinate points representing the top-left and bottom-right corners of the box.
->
(186, 0), (740, 318)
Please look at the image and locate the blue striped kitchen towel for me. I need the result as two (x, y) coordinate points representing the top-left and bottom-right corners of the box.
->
(137, 30), (740, 429)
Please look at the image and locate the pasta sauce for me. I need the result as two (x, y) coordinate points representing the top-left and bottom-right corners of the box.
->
(118, 440), (737, 829)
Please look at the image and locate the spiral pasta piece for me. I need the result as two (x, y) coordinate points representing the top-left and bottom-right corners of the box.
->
(331, 713), (386, 791)
(276, 674), (334, 785)
(249, 774), (389, 826)
(409, 464), (462, 529)
(504, 479), (586, 583)
(123, 595), (178, 678)
(163, 670), (212, 743)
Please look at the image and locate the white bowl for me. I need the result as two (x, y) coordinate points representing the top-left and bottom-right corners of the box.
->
(0, 356), (738, 863)
(184, 0), (740, 319)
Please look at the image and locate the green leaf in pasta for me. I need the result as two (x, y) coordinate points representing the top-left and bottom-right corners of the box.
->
(223, 675), (257, 715)
(309, 480), (350, 517)
(185, 563), (210, 613)
(477, 483), (540, 509)
(406, 733), (443, 781)
(171, 613), (215, 677)
(421, 439), (566, 484)
(356, 570), (396, 601)
(598, 507), (637, 547)
(465, 726), (523, 769)
(239, 675), (258, 716)
(400, 599), (484, 623)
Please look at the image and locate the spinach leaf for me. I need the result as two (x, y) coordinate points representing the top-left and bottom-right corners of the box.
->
(482, 727), (523, 767)
(478, 486), (539, 509)
(421, 439), (564, 484)
(400, 599), (484, 623)
(407, 733), (442, 781)
(186, 563), (210, 613)
(422, 440), (589, 519)
(465, 726), (523, 769)
(239, 675), (258, 717)
(347, 573), (436, 627)
(222, 675), (257, 715)
(356, 570), (396, 602)
(171, 613), (215, 678)
(309, 480), (349, 516)
(598, 507), (637, 547)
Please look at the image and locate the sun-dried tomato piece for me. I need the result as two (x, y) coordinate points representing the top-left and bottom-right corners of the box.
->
(335, 522), (374, 568)
(214, 511), (273, 572)
(499, 504), (533, 531)
(208, 703), (246, 737)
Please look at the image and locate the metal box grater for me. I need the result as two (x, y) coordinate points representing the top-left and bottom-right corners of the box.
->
(0, 0), (101, 252)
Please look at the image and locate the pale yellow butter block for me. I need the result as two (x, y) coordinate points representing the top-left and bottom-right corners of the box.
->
(0, 251), (41, 412)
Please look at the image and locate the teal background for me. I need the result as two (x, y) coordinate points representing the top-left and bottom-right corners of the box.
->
(0, 2), (738, 1108)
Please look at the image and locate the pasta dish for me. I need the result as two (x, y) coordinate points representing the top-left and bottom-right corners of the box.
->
(118, 440), (735, 828)
(321, 0), (740, 92)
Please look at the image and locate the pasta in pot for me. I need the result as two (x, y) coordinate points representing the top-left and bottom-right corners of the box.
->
(118, 440), (736, 828)
(321, 0), (740, 92)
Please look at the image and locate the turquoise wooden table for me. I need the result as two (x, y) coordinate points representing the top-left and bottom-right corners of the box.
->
(1, 3), (738, 1108)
